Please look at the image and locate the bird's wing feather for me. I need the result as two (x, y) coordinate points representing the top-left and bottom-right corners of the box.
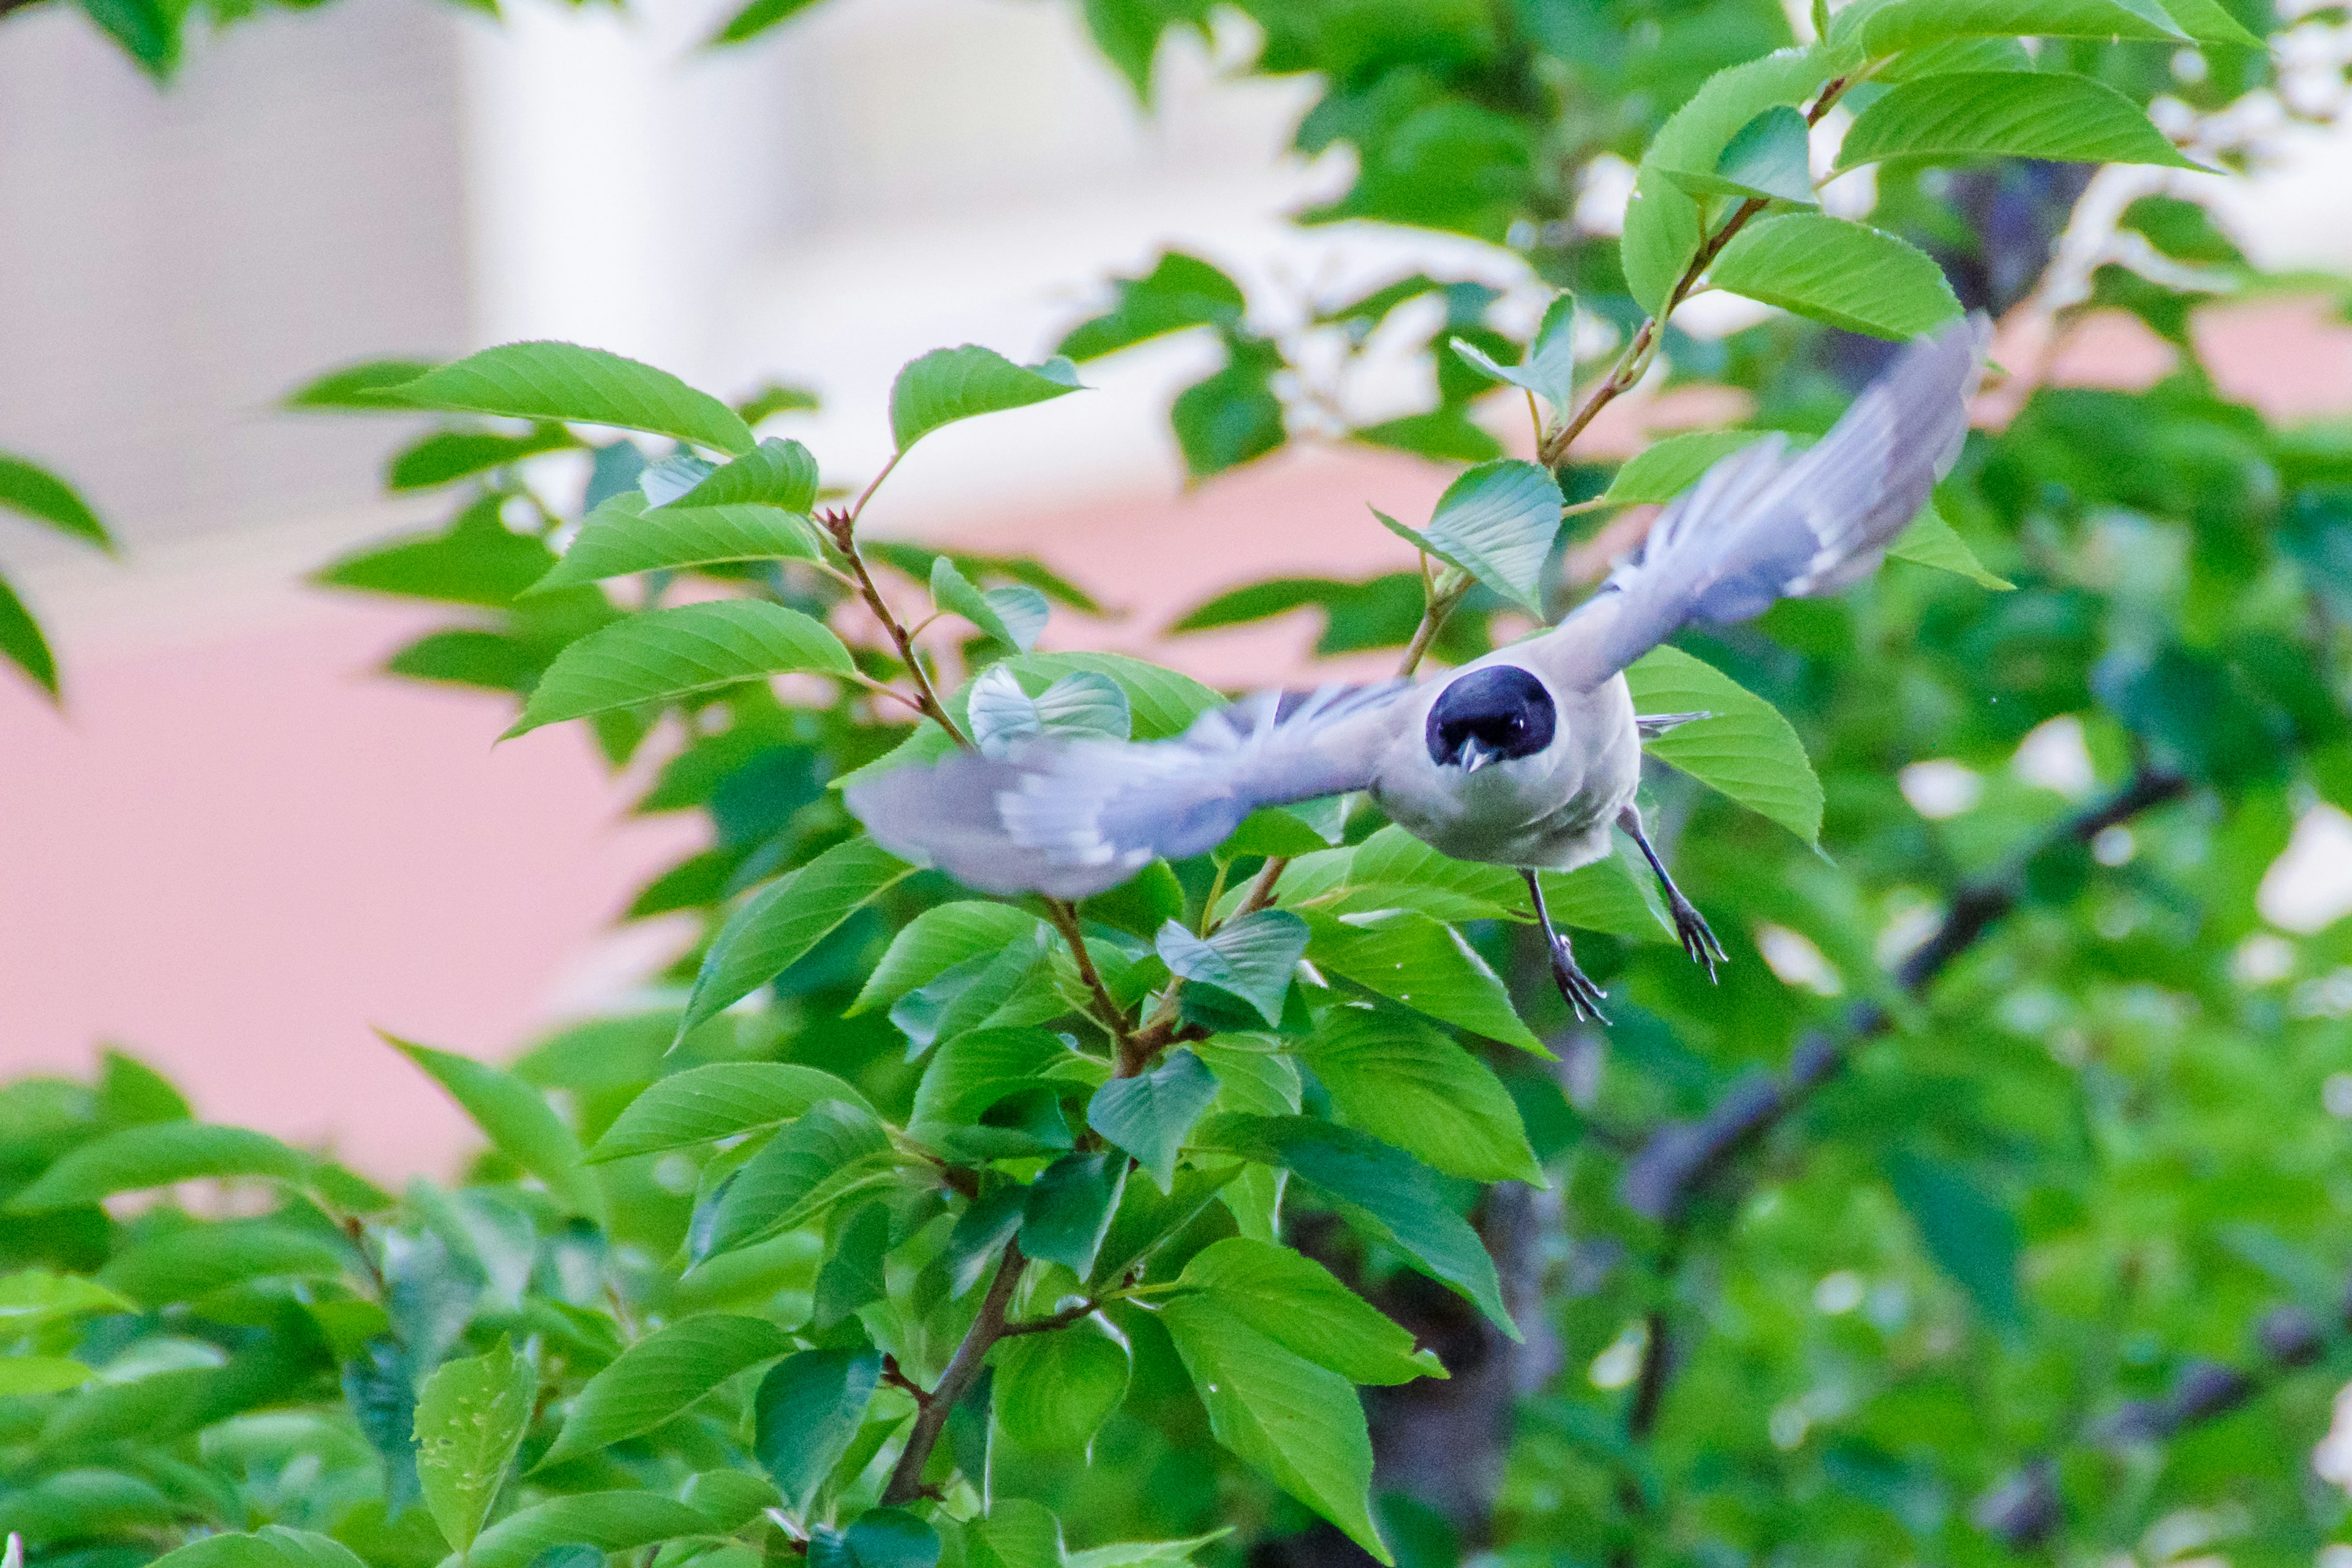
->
(1530, 314), (1991, 692)
(844, 680), (1412, 898)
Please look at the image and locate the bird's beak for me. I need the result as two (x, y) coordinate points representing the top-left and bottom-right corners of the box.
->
(1456, 737), (1497, 773)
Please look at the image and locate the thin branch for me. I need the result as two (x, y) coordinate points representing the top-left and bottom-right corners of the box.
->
(1044, 895), (1135, 1056)
(881, 1241), (1027, 1505)
(997, 1299), (1101, 1338)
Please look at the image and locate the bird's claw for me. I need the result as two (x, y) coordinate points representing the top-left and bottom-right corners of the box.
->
(1548, 935), (1611, 1026)
(1668, 893), (1728, 982)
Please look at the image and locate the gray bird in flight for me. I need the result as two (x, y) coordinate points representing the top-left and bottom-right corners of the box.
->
(848, 315), (1990, 1023)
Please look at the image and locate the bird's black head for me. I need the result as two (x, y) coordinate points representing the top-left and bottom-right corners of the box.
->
(1425, 665), (1557, 771)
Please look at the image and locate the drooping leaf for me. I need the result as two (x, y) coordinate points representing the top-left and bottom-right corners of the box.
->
(1836, 72), (2199, 171)
(1624, 646), (1823, 845)
(1708, 213), (1962, 340)
(1890, 502), (2015, 589)
(1156, 911), (1310, 1025)
(1171, 340), (1287, 478)
(0, 575), (59, 698)
(707, 0), (827, 45)
(993, 1314), (1132, 1450)
(682, 837), (914, 1032)
(1304, 911), (1545, 1054)
(1198, 1114), (1516, 1336)
(1022, 1151), (1127, 1275)
(753, 1346), (883, 1512)
(388, 342), (756, 455)
(1447, 291), (1579, 411)
(415, 1336), (535, 1554)
(1672, 105), (1816, 205)
(1088, 1048), (1219, 1192)
(506, 600), (854, 737)
(850, 902), (1053, 1016)
(540, 1314), (792, 1465)
(0, 453), (112, 549)
(1378, 460), (1564, 618)
(1159, 1297), (1389, 1562)
(1178, 1237), (1444, 1385)
(932, 557), (1049, 650)
(8, 1123), (309, 1211)
(702, 1101), (900, 1259)
(890, 347), (1083, 451)
(812, 1200), (893, 1329)
(668, 437), (821, 511)
(1302, 1009), (1544, 1184)
(587, 1063), (875, 1162)
(388, 1036), (603, 1221)
(529, 499), (823, 593)
(445, 1491), (718, 1568)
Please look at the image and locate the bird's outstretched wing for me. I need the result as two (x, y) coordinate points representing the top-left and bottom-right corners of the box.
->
(1534, 314), (1991, 692)
(843, 681), (1411, 898)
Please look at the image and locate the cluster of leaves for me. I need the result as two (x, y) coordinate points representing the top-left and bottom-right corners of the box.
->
(15, 8), (2352, 1568)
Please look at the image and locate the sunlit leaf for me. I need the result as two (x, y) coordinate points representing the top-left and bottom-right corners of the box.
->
(507, 601), (854, 736)
(390, 342), (756, 455)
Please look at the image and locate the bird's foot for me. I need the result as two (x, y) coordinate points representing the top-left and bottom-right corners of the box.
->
(1667, 892), (1728, 982)
(1548, 934), (1611, 1025)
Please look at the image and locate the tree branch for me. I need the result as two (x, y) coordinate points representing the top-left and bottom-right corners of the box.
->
(881, 1241), (1027, 1504)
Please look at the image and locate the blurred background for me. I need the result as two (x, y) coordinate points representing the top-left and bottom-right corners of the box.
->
(5, 0), (2352, 1180)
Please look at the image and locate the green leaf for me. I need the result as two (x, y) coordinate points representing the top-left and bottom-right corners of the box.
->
(284, 357), (439, 410)
(317, 496), (559, 609)
(0, 1356), (92, 1395)
(708, 0), (827, 45)
(1178, 1237), (1443, 1385)
(1354, 410), (1505, 465)
(1889, 501), (2015, 589)
(1624, 646), (1823, 844)
(1156, 911), (1310, 1025)
(1065, 1537), (1230, 1568)
(813, 1200), (892, 1329)
(891, 346), (1082, 451)
(386, 424), (578, 491)
(589, 1063), (875, 1162)
(0, 453), (111, 549)
(8, 1123), (309, 1211)
(1885, 1152), (2024, 1329)
(1836, 72), (2199, 171)
(1336, 826), (1669, 940)
(77, 0), (178, 77)
(96, 1222), (349, 1308)
(1302, 1010), (1544, 1184)
(1600, 430), (1770, 505)
(0, 574), (59, 698)
(445, 1491), (717, 1568)
(1662, 106), (1818, 206)
(932, 557), (1048, 651)
(541, 1314), (792, 1466)
(506, 601), (854, 737)
(1088, 1048), (1219, 1192)
(415, 1336), (535, 1554)
(529, 499), (823, 593)
(390, 342), (756, 455)
(703, 1101), (899, 1259)
(0, 1268), (133, 1330)
(1023, 1151), (1127, 1275)
(967, 1500), (1065, 1568)
(668, 437), (821, 511)
(1852, 0), (2187, 54)
(1171, 339), (1289, 479)
(1623, 47), (1832, 314)
(2155, 0), (2264, 46)
(753, 1346), (882, 1512)
(993, 1314), (1132, 1450)
(1058, 252), (1246, 361)
(851, 902), (1052, 1016)
(813, 1510), (942, 1568)
(1708, 213), (1962, 340)
(151, 1531), (371, 1568)
(1305, 911), (1545, 1054)
(388, 1036), (603, 1221)
(1159, 1297), (1389, 1562)
(682, 838), (914, 1032)
(1391, 460), (1566, 617)
(911, 1028), (1081, 1128)
(968, 667), (1133, 757)
(1199, 1114), (1517, 1336)
(1449, 292), (1578, 411)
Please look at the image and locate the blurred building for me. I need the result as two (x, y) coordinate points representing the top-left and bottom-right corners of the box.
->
(2, 0), (2350, 1177)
